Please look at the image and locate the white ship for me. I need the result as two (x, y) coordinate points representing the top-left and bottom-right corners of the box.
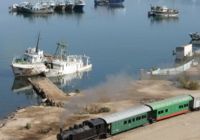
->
(11, 34), (49, 77)
(45, 42), (92, 77)
(148, 6), (179, 17)
(11, 36), (92, 77)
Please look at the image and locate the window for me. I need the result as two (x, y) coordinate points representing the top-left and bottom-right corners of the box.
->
(142, 115), (146, 119)
(124, 121), (127, 125)
(179, 105), (184, 109)
(128, 120), (131, 123)
(184, 104), (188, 107)
(158, 110), (164, 114)
(136, 117), (141, 121)
(132, 118), (135, 122)
(165, 109), (168, 112)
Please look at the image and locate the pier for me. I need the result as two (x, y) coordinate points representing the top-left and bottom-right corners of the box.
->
(28, 77), (68, 107)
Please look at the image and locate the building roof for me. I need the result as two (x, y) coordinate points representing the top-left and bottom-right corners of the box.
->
(101, 105), (151, 124)
(146, 95), (192, 110)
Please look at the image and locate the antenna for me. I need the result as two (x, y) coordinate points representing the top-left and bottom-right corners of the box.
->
(36, 32), (40, 53)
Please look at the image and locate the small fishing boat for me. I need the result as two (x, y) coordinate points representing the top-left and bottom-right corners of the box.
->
(148, 5), (179, 17)
(94, 0), (109, 6)
(9, 3), (19, 12)
(94, 0), (124, 6)
(20, 2), (54, 14)
(9, 2), (30, 13)
(45, 42), (92, 77)
(73, 0), (85, 12)
(65, 0), (74, 11)
(54, 1), (66, 11)
(108, 0), (124, 6)
(11, 34), (49, 77)
(189, 32), (200, 45)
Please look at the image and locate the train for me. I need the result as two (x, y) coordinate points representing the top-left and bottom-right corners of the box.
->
(57, 94), (200, 140)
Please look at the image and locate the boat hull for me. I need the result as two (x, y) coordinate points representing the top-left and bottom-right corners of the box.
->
(148, 11), (178, 17)
(73, 4), (84, 12)
(54, 5), (66, 11)
(11, 63), (48, 77)
(65, 4), (73, 11)
(20, 6), (54, 14)
(94, 0), (124, 6)
(45, 64), (92, 77)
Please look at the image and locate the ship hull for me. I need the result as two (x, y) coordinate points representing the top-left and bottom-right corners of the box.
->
(45, 64), (92, 77)
(108, 0), (124, 5)
(73, 4), (84, 12)
(11, 63), (48, 77)
(20, 6), (54, 14)
(54, 5), (66, 11)
(65, 4), (73, 11)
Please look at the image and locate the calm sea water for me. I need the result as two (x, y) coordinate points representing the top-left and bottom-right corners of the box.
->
(0, 0), (200, 118)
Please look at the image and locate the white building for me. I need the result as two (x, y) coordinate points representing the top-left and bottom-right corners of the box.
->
(176, 44), (193, 60)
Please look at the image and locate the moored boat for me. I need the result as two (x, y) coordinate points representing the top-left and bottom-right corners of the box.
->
(148, 5), (179, 17)
(11, 35), (49, 77)
(45, 42), (92, 77)
(54, 1), (66, 12)
(94, 0), (124, 7)
(65, 0), (74, 11)
(94, 0), (109, 6)
(189, 32), (200, 45)
(19, 2), (54, 14)
(108, 0), (124, 7)
(73, 0), (85, 12)
(9, 2), (30, 13)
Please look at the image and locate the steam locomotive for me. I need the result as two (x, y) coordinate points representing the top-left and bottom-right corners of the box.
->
(57, 94), (200, 140)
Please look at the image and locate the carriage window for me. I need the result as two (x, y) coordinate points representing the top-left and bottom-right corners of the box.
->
(124, 121), (127, 125)
(136, 117), (141, 121)
(128, 120), (131, 123)
(142, 115), (146, 119)
(184, 104), (188, 107)
(132, 118), (135, 122)
(165, 109), (168, 112)
(158, 110), (164, 114)
(179, 105), (183, 109)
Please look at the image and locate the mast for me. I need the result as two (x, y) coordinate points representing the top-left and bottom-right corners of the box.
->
(55, 41), (67, 60)
(36, 32), (40, 53)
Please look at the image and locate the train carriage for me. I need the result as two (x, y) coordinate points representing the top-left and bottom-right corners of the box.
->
(146, 95), (193, 121)
(101, 105), (151, 135)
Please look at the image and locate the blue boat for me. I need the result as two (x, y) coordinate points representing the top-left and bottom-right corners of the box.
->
(94, 0), (124, 6)
(108, 0), (124, 6)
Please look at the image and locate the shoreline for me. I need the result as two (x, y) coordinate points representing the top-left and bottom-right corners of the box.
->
(1, 79), (200, 139)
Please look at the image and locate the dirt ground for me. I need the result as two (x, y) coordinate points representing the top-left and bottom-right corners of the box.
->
(1, 79), (200, 140)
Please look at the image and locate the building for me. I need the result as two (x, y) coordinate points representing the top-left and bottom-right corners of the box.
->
(176, 44), (193, 60)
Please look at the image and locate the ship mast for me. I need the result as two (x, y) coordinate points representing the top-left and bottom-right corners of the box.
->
(55, 41), (67, 60)
(36, 32), (40, 53)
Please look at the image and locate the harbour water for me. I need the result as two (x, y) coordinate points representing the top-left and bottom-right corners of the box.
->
(1, 0), (200, 118)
